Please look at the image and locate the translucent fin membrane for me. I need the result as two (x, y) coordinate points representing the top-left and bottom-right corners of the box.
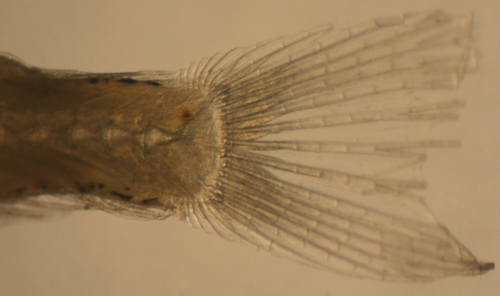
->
(0, 11), (493, 281)
(175, 11), (492, 281)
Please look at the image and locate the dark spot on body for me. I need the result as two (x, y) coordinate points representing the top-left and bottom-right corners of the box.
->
(110, 191), (133, 200)
(97, 183), (105, 189)
(41, 184), (48, 189)
(118, 78), (138, 84)
(16, 187), (24, 194)
(118, 78), (161, 86)
(124, 186), (130, 191)
(89, 77), (99, 84)
(141, 198), (163, 207)
(180, 109), (193, 125)
(141, 198), (158, 204)
(75, 182), (86, 193)
(88, 184), (96, 191)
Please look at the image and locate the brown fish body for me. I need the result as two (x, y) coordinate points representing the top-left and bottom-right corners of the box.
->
(0, 56), (224, 216)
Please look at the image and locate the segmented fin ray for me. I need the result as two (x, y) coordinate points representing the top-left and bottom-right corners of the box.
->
(174, 11), (492, 281)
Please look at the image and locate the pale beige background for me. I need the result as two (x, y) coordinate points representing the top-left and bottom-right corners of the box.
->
(0, 0), (498, 295)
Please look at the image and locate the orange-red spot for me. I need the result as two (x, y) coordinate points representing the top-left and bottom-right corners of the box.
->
(179, 109), (193, 125)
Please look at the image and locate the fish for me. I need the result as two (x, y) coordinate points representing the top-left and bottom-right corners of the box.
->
(0, 10), (494, 281)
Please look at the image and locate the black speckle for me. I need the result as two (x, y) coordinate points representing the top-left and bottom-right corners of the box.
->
(41, 184), (48, 189)
(88, 184), (96, 191)
(89, 77), (99, 84)
(110, 191), (133, 200)
(97, 183), (105, 189)
(141, 198), (158, 204)
(118, 78), (138, 84)
(145, 81), (161, 86)
(75, 182), (86, 193)
(124, 186), (130, 191)
(16, 187), (24, 193)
